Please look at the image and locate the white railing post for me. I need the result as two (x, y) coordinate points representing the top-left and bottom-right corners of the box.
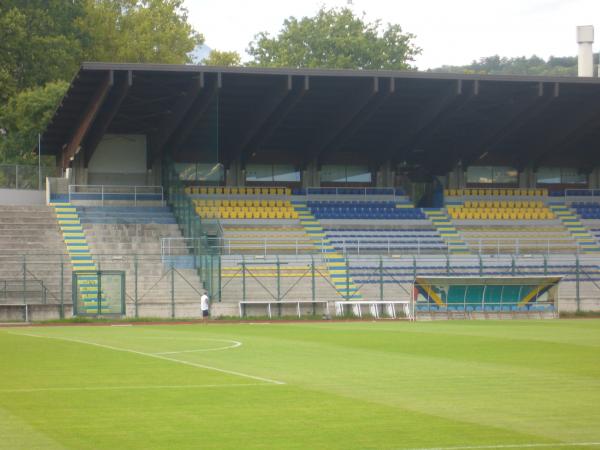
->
(134, 186), (137, 207)
(101, 185), (104, 206)
(68, 184), (72, 203)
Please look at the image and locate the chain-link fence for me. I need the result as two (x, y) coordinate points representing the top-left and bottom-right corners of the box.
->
(0, 164), (58, 190)
(0, 252), (216, 321)
(2, 252), (599, 321)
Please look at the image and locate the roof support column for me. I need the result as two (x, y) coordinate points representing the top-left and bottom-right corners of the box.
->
(376, 161), (395, 188)
(518, 167), (535, 189)
(302, 160), (319, 189)
(447, 162), (466, 189)
(226, 157), (244, 186)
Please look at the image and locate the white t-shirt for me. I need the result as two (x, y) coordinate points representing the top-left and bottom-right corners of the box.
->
(200, 294), (209, 311)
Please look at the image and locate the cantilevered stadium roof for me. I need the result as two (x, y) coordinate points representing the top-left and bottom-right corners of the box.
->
(42, 62), (600, 173)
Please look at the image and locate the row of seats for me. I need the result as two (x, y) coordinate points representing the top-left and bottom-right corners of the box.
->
(448, 208), (555, 220)
(195, 199), (288, 207)
(196, 208), (299, 220)
(445, 188), (548, 197)
(296, 188), (404, 196)
(186, 186), (292, 196)
(307, 201), (400, 207)
(462, 200), (545, 209)
(311, 206), (425, 219)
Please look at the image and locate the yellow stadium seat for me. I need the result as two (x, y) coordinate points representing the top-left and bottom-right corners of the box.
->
(268, 188), (277, 195)
(492, 201), (500, 208)
(464, 200), (472, 208)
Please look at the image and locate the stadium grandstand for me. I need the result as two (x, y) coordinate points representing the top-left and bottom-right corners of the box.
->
(3, 61), (600, 320)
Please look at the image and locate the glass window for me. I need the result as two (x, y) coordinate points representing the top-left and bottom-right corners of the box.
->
(246, 164), (273, 182)
(493, 167), (518, 184)
(175, 163), (224, 182)
(246, 164), (300, 183)
(466, 166), (493, 184)
(561, 168), (587, 185)
(536, 167), (561, 184)
(321, 165), (371, 183)
(536, 167), (587, 185)
(273, 164), (301, 182)
(467, 166), (517, 184)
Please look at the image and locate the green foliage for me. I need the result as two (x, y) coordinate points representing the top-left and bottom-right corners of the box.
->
(432, 55), (583, 76)
(0, 1), (84, 100)
(202, 50), (242, 67)
(77, 0), (203, 63)
(0, 81), (69, 163)
(0, 0), (203, 163)
(247, 6), (420, 70)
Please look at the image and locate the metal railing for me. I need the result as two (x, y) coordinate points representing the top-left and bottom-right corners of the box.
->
(565, 188), (600, 203)
(167, 235), (588, 257)
(161, 237), (317, 257)
(68, 185), (164, 205)
(305, 187), (402, 199)
(0, 164), (58, 190)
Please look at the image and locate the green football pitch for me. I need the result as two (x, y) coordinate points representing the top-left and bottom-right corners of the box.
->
(1, 320), (599, 450)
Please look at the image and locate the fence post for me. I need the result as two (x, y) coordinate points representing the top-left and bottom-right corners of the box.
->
(22, 255), (26, 305)
(346, 256), (350, 301)
(575, 255), (581, 313)
(15, 165), (19, 189)
(379, 256), (384, 301)
(543, 254), (548, 276)
(97, 271), (102, 316)
(276, 256), (281, 317)
(241, 260), (246, 302)
(511, 255), (516, 276)
(134, 254), (139, 318)
(311, 256), (316, 315)
(60, 258), (64, 319)
(170, 264), (175, 318)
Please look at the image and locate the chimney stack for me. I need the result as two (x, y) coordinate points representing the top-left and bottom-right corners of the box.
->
(576, 25), (594, 77)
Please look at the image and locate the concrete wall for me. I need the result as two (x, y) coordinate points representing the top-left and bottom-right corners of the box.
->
(0, 188), (45, 205)
(88, 134), (149, 185)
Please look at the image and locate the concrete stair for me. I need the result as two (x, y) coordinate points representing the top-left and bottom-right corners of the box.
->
(550, 204), (600, 254)
(81, 206), (205, 318)
(0, 205), (72, 305)
(292, 202), (362, 300)
(424, 209), (470, 254)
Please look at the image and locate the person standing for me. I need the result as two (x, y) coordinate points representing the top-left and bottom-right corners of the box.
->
(200, 291), (210, 320)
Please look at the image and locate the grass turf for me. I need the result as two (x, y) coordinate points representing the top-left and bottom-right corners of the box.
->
(0, 320), (599, 450)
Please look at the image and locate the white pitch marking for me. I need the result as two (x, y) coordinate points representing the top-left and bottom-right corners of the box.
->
(403, 442), (600, 450)
(0, 383), (272, 393)
(10, 332), (285, 385)
(153, 339), (242, 355)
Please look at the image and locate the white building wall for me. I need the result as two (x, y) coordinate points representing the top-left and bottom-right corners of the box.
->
(88, 134), (148, 185)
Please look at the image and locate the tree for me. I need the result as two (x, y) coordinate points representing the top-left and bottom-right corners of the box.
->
(247, 6), (420, 70)
(202, 50), (242, 67)
(0, 81), (69, 163)
(77, 0), (203, 64)
(0, 2), (84, 101)
(432, 55), (584, 77)
(0, 0), (203, 163)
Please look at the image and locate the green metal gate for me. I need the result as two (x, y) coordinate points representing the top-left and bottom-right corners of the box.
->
(72, 271), (125, 316)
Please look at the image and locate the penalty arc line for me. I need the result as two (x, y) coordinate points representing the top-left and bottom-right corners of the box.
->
(153, 340), (242, 354)
(403, 442), (600, 450)
(10, 332), (285, 385)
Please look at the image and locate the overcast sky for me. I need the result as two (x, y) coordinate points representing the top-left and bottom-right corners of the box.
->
(184, 0), (600, 69)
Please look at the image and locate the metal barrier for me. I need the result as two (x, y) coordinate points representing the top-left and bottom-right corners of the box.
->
(2, 252), (600, 320)
(68, 185), (164, 205)
(305, 187), (401, 199)
(0, 164), (57, 190)
(565, 188), (600, 203)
